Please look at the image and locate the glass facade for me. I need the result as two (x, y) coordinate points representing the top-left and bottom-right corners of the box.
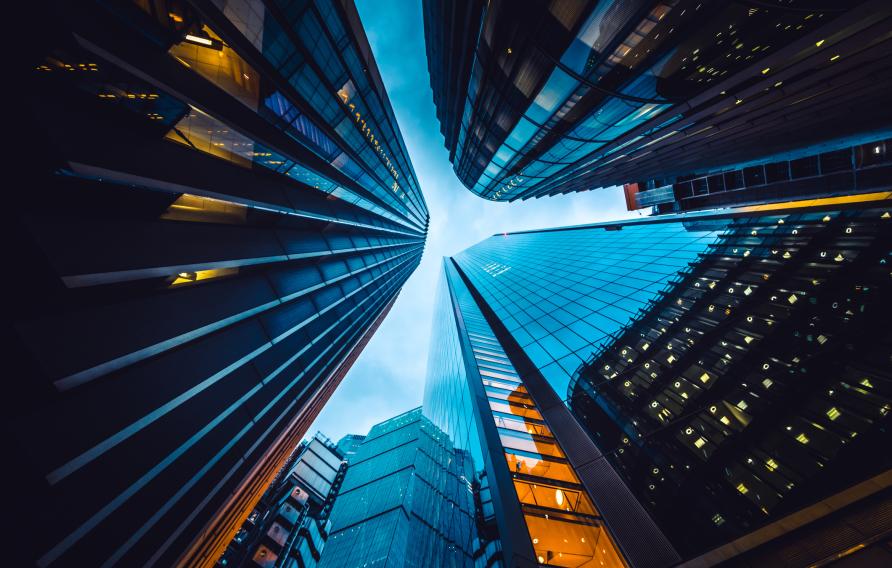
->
(424, 0), (892, 202)
(13, 2), (426, 567)
(449, 196), (892, 565)
(192, 0), (428, 230)
(454, 222), (722, 400)
(569, 206), (892, 560)
(428, 261), (626, 567)
(334, 433), (366, 463)
(319, 408), (478, 568)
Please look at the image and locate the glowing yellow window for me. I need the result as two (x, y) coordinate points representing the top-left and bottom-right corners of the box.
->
(505, 454), (579, 484)
(513, 480), (596, 515)
(525, 514), (626, 568)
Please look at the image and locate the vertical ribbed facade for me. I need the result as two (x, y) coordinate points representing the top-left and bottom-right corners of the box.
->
(422, 0), (892, 202)
(13, 1), (426, 567)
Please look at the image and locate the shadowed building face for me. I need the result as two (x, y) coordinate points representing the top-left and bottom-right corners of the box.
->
(423, 0), (892, 205)
(12, 1), (426, 566)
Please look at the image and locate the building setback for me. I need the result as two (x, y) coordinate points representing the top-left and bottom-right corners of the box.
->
(11, 1), (426, 566)
(318, 408), (479, 567)
(423, 0), (892, 204)
(436, 195), (892, 567)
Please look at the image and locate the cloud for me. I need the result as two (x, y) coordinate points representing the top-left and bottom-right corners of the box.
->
(308, 0), (638, 443)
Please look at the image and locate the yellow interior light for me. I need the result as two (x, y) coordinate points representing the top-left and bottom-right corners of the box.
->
(185, 34), (213, 46)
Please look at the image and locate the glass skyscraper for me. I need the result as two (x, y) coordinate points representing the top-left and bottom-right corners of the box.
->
(425, 260), (627, 567)
(318, 408), (478, 567)
(12, 1), (426, 567)
(423, 0), (892, 203)
(436, 194), (892, 567)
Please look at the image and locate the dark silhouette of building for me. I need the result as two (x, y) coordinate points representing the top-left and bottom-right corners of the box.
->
(423, 0), (892, 204)
(11, 1), (427, 566)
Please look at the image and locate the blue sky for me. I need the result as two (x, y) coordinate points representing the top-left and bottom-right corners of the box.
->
(308, 0), (638, 442)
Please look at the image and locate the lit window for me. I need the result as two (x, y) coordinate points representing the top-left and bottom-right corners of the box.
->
(765, 458), (778, 471)
(736, 483), (748, 495)
(694, 437), (707, 448)
(700, 373), (711, 383)
(796, 433), (810, 444)
(171, 267), (239, 287)
(826, 407), (841, 420)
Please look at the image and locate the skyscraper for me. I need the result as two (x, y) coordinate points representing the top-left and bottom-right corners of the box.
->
(434, 194), (892, 566)
(426, 259), (628, 567)
(12, 1), (426, 566)
(318, 408), (479, 567)
(423, 0), (892, 203)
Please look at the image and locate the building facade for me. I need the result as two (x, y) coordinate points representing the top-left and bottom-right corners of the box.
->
(218, 433), (347, 568)
(318, 408), (479, 568)
(12, 1), (426, 566)
(439, 194), (892, 566)
(334, 434), (366, 463)
(423, 0), (892, 203)
(425, 260), (628, 567)
(623, 135), (892, 214)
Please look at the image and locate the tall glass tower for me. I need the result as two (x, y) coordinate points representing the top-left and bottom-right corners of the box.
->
(437, 195), (892, 567)
(12, 1), (426, 567)
(318, 408), (478, 567)
(423, 0), (892, 204)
